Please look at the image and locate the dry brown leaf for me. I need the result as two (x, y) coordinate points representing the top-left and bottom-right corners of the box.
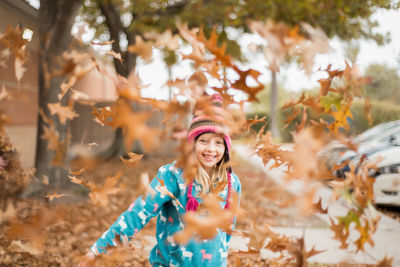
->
(120, 152), (143, 166)
(108, 100), (162, 151)
(0, 85), (10, 101)
(51, 130), (71, 166)
(88, 142), (98, 150)
(0, 201), (17, 224)
(106, 50), (122, 62)
(127, 36), (153, 62)
(176, 22), (205, 56)
(376, 254), (394, 267)
(70, 167), (87, 176)
(174, 194), (240, 244)
(144, 29), (180, 50)
(41, 175), (49, 185)
(0, 26), (29, 82)
(69, 174), (92, 188)
(41, 125), (60, 151)
(46, 190), (70, 201)
(7, 208), (66, 252)
(7, 240), (42, 255)
(166, 78), (187, 96)
(89, 171), (124, 206)
(48, 102), (79, 124)
(15, 56), (26, 83)
(92, 106), (112, 126)
(90, 40), (115, 46)
(57, 75), (78, 101)
(70, 88), (90, 101)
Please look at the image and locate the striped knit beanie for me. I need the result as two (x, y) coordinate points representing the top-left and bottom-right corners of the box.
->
(186, 93), (233, 212)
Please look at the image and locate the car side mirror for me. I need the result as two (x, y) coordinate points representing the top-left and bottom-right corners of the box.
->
(389, 135), (400, 146)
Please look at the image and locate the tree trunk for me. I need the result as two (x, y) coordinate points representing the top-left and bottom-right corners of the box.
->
(269, 71), (280, 139)
(24, 0), (82, 197)
(96, 1), (142, 158)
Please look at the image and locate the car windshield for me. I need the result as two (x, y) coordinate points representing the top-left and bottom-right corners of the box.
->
(355, 121), (400, 143)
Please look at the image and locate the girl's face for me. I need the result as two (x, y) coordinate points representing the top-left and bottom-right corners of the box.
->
(195, 132), (226, 174)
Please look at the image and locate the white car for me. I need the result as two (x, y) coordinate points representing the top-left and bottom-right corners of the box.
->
(367, 146), (400, 207)
(320, 120), (400, 169)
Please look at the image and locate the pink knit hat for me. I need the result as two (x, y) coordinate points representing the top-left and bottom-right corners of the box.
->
(186, 93), (233, 212)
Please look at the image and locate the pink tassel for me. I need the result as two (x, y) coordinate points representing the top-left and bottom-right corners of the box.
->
(186, 182), (199, 212)
(224, 171), (232, 209)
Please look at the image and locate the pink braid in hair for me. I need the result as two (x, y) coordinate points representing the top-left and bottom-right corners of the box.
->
(186, 168), (232, 212)
(224, 169), (232, 209)
(186, 182), (199, 212)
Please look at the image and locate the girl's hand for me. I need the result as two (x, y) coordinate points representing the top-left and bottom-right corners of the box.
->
(77, 251), (96, 267)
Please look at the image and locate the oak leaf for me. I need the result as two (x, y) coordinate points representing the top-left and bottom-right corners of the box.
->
(0, 85), (10, 101)
(144, 29), (180, 50)
(127, 36), (153, 62)
(155, 177), (184, 210)
(48, 102), (79, 124)
(174, 194), (239, 244)
(46, 190), (69, 201)
(120, 152), (143, 166)
(88, 171), (124, 206)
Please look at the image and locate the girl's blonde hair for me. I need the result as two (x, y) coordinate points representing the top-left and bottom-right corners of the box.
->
(194, 160), (228, 197)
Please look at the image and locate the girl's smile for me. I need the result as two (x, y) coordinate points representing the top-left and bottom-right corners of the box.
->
(195, 132), (225, 174)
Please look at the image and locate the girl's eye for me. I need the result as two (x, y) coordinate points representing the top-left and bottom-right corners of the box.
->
(199, 139), (207, 143)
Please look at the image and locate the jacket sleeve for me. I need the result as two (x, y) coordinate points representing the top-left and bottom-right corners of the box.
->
(90, 165), (179, 255)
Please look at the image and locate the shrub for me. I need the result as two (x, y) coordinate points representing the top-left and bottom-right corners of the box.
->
(246, 100), (400, 143)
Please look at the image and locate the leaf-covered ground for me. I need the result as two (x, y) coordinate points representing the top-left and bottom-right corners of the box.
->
(0, 152), (319, 266)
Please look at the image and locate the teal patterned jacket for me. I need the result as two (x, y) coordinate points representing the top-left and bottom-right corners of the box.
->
(90, 162), (241, 267)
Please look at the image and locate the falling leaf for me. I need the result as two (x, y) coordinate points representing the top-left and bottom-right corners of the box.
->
(144, 29), (179, 50)
(166, 78), (187, 96)
(138, 172), (154, 197)
(0, 85), (10, 101)
(106, 50), (122, 62)
(46, 190), (70, 201)
(7, 240), (42, 255)
(120, 152), (143, 166)
(174, 194), (240, 244)
(88, 142), (98, 150)
(70, 88), (90, 101)
(376, 255), (394, 267)
(108, 100), (162, 151)
(0, 201), (17, 224)
(41, 125), (60, 151)
(41, 175), (49, 185)
(155, 177), (184, 209)
(92, 106), (112, 126)
(127, 36), (153, 62)
(48, 102), (79, 124)
(70, 167), (86, 176)
(69, 174), (91, 187)
(15, 56), (26, 83)
(91, 40), (115, 46)
(89, 171), (124, 207)
(7, 208), (66, 252)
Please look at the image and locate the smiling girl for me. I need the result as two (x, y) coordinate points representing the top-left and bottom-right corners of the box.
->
(78, 94), (241, 267)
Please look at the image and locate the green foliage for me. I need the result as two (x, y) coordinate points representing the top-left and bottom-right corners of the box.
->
(349, 100), (400, 135)
(80, 0), (397, 60)
(248, 86), (301, 113)
(363, 64), (400, 104)
(320, 92), (343, 112)
(247, 99), (400, 142)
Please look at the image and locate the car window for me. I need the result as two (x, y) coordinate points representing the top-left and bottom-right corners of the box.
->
(356, 121), (400, 143)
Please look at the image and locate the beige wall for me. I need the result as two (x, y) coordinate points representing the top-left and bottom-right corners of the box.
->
(0, 1), (39, 168)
